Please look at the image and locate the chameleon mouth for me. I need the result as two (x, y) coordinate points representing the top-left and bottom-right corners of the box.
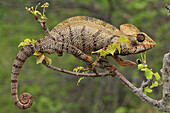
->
(133, 42), (156, 53)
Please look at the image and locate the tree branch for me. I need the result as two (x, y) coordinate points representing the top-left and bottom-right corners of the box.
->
(34, 15), (50, 35)
(41, 60), (166, 111)
(42, 60), (112, 77)
(140, 78), (153, 89)
(161, 52), (170, 112)
(115, 70), (165, 111)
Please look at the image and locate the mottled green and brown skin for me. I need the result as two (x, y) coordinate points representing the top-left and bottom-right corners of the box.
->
(11, 16), (156, 109)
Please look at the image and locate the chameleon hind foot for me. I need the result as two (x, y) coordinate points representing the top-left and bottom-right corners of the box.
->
(112, 55), (136, 66)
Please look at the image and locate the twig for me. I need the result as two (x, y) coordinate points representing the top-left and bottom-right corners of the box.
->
(34, 15), (50, 35)
(140, 78), (153, 89)
(115, 70), (165, 111)
(42, 60), (111, 77)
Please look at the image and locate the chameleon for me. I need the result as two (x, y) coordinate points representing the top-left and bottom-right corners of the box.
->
(11, 16), (156, 109)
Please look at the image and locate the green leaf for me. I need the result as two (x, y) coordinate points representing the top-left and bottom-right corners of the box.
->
(145, 69), (153, 79)
(92, 49), (109, 57)
(141, 68), (147, 71)
(138, 64), (148, 69)
(45, 56), (52, 65)
(36, 54), (45, 64)
(114, 43), (121, 54)
(24, 38), (31, 45)
(91, 49), (104, 54)
(77, 77), (85, 86)
(144, 90), (147, 95)
(101, 50), (110, 57)
(107, 45), (116, 55)
(18, 42), (26, 47)
(138, 64), (145, 69)
(18, 38), (32, 47)
(117, 36), (129, 43)
(78, 66), (85, 70)
(155, 72), (161, 80)
(144, 87), (153, 93)
(150, 84), (154, 88)
(73, 68), (78, 72)
(153, 81), (158, 87)
(73, 66), (85, 73)
(33, 50), (42, 56)
(32, 39), (36, 47)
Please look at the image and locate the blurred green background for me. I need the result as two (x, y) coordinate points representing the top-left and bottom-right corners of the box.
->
(0, 0), (170, 113)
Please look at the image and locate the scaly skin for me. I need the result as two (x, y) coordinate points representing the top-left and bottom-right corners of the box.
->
(11, 16), (156, 109)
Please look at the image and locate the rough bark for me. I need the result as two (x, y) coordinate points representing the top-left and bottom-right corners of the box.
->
(161, 52), (170, 112)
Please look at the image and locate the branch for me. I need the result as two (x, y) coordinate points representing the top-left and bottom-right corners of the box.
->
(115, 70), (165, 111)
(140, 78), (153, 89)
(160, 52), (170, 112)
(42, 60), (112, 77)
(34, 15), (50, 35)
(42, 59), (166, 111)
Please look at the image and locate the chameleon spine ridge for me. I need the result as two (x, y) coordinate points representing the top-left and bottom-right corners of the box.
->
(11, 46), (34, 109)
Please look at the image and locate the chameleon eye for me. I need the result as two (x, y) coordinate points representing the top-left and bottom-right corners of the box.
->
(136, 34), (145, 42)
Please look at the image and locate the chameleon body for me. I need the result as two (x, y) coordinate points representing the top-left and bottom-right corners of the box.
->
(11, 16), (156, 109)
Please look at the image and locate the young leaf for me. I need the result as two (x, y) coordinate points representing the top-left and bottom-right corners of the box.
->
(18, 38), (32, 47)
(150, 84), (155, 88)
(145, 87), (153, 93)
(78, 66), (85, 70)
(101, 50), (110, 57)
(153, 81), (158, 87)
(45, 56), (52, 65)
(18, 42), (25, 47)
(77, 77), (85, 86)
(24, 38), (31, 45)
(91, 49), (104, 54)
(107, 45), (116, 55)
(141, 68), (147, 71)
(36, 54), (45, 64)
(32, 39), (36, 47)
(144, 90), (147, 95)
(92, 49), (109, 57)
(73, 66), (85, 73)
(34, 50), (42, 56)
(155, 72), (161, 80)
(117, 36), (129, 43)
(145, 69), (153, 79)
(73, 68), (78, 72)
(114, 43), (121, 54)
(138, 64), (148, 70)
(138, 64), (145, 69)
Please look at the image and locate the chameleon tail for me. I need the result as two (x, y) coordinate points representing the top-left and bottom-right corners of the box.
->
(11, 45), (34, 109)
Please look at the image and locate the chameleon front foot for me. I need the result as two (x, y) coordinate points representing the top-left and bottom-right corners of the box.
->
(112, 55), (136, 66)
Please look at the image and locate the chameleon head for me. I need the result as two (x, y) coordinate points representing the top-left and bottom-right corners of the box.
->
(119, 24), (156, 55)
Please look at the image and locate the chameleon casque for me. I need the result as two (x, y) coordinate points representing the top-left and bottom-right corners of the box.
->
(11, 16), (156, 109)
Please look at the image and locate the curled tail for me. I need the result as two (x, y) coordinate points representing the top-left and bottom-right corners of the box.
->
(11, 45), (34, 109)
